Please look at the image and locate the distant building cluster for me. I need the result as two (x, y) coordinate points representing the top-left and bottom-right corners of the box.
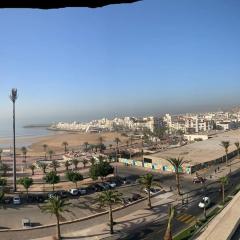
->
(51, 116), (163, 133)
(163, 111), (240, 134)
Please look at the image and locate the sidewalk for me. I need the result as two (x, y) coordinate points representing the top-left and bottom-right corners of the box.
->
(33, 192), (175, 240)
(193, 157), (240, 180)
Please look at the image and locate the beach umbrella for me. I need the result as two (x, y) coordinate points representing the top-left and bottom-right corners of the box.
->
(0, 0), (141, 9)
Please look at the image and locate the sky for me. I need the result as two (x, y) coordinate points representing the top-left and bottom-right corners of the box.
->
(1, 0), (240, 125)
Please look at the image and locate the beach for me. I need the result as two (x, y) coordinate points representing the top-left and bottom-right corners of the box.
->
(0, 131), (128, 156)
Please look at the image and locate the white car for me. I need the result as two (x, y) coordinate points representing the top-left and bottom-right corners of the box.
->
(144, 188), (160, 195)
(106, 182), (117, 188)
(198, 197), (210, 208)
(69, 189), (79, 196)
(13, 195), (21, 205)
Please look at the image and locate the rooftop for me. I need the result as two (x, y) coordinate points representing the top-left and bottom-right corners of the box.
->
(148, 129), (240, 165)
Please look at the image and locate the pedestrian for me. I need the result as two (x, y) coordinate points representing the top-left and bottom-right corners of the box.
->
(218, 166), (220, 171)
(215, 169), (217, 174)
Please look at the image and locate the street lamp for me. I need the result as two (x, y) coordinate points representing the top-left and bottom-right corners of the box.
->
(10, 88), (18, 192)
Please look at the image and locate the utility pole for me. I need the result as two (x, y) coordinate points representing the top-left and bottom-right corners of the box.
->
(10, 88), (18, 192)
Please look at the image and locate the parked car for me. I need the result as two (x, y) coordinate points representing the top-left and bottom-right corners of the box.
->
(131, 193), (142, 201)
(193, 177), (206, 184)
(105, 181), (117, 188)
(78, 188), (87, 195)
(35, 195), (45, 203)
(48, 192), (57, 199)
(121, 197), (132, 205)
(4, 197), (12, 204)
(56, 191), (69, 198)
(101, 182), (111, 190)
(13, 195), (21, 205)
(198, 197), (211, 208)
(86, 185), (97, 193)
(95, 183), (106, 191)
(143, 188), (161, 195)
(69, 188), (79, 196)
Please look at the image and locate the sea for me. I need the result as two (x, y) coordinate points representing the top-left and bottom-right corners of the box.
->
(0, 122), (56, 148)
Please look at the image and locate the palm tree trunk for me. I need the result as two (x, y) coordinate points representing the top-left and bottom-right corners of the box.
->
(13, 101), (17, 192)
(176, 171), (181, 195)
(225, 152), (228, 165)
(222, 185), (225, 204)
(109, 205), (114, 234)
(56, 214), (61, 240)
(163, 222), (172, 240)
(148, 189), (152, 209)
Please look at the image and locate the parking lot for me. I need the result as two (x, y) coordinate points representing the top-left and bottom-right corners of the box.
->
(0, 178), (146, 229)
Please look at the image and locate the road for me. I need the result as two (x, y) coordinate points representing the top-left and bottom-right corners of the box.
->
(111, 164), (240, 240)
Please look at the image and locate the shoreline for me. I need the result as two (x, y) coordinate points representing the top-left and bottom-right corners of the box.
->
(0, 131), (128, 156)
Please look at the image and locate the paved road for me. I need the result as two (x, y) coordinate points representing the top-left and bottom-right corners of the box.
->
(109, 165), (240, 240)
(0, 184), (142, 229)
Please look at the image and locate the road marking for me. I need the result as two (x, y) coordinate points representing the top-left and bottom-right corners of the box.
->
(176, 214), (195, 224)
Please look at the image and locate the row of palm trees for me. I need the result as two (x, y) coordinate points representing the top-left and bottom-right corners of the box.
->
(27, 158), (90, 176)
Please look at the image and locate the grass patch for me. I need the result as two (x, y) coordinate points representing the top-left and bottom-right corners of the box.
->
(173, 225), (196, 240)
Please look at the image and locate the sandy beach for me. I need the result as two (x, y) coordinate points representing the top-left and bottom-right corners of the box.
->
(4, 131), (129, 156)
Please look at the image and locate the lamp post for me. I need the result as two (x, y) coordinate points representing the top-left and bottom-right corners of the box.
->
(10, 88), (18, 192)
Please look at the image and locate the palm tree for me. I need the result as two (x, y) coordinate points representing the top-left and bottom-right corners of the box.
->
(114, 137), (121, 153)
(21, 146), (27, 164)
(109, 144), (113, 150)
(64, 160), (71, 171)
(50, 160), (60, 172)
(139, 173), (156, 209)
(163, 205), (175, 240)
(10, 88), (18, 192)
(62, 141), (69, 153)
(235, 142), (240, 158)
(0, 149), (2, 163)
(219, 176), (228, 204)
(221, 141), (230, 165)
(98, 136), (104, 153)
(84, 142), (89, 152)
(29, 164), (36, 175)
(72, 158), (80, 170)
(48, 149), (54, 161)
(97, 190), (122, 234)
(18, 177), (33, 199)
(129, 135), (134, 146)
(40, 196), (71, 240)
(90, 157), (96, 166)
(166, 157), (187, 195)
(38, 162), (48, 175)
(43, 144), (48, 159)
(81, 159), (88, 168)
(0, 163), (11, 177)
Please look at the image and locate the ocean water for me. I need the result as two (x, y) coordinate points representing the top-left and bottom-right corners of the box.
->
(0, 123), (55, 148)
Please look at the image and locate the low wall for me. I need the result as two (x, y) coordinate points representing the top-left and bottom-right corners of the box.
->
(196, 190), (240, 240)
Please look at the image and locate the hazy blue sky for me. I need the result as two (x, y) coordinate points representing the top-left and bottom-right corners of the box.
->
(1, 0), (240, 124)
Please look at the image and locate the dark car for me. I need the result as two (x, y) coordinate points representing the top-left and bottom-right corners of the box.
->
(193, 177), (206, 184)
(94, 183), (105, 191)
(56, 191), (69, 198)
(35, 195), (45, 203)
(86, 185), (97, 193)
(3, 197), (12, 204)
(131, 193), (142, 201)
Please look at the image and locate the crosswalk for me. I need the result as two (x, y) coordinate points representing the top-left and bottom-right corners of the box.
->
(176, 213), (196, 224)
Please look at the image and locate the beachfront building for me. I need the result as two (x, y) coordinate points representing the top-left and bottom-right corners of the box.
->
(120, 129), (240, 174)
